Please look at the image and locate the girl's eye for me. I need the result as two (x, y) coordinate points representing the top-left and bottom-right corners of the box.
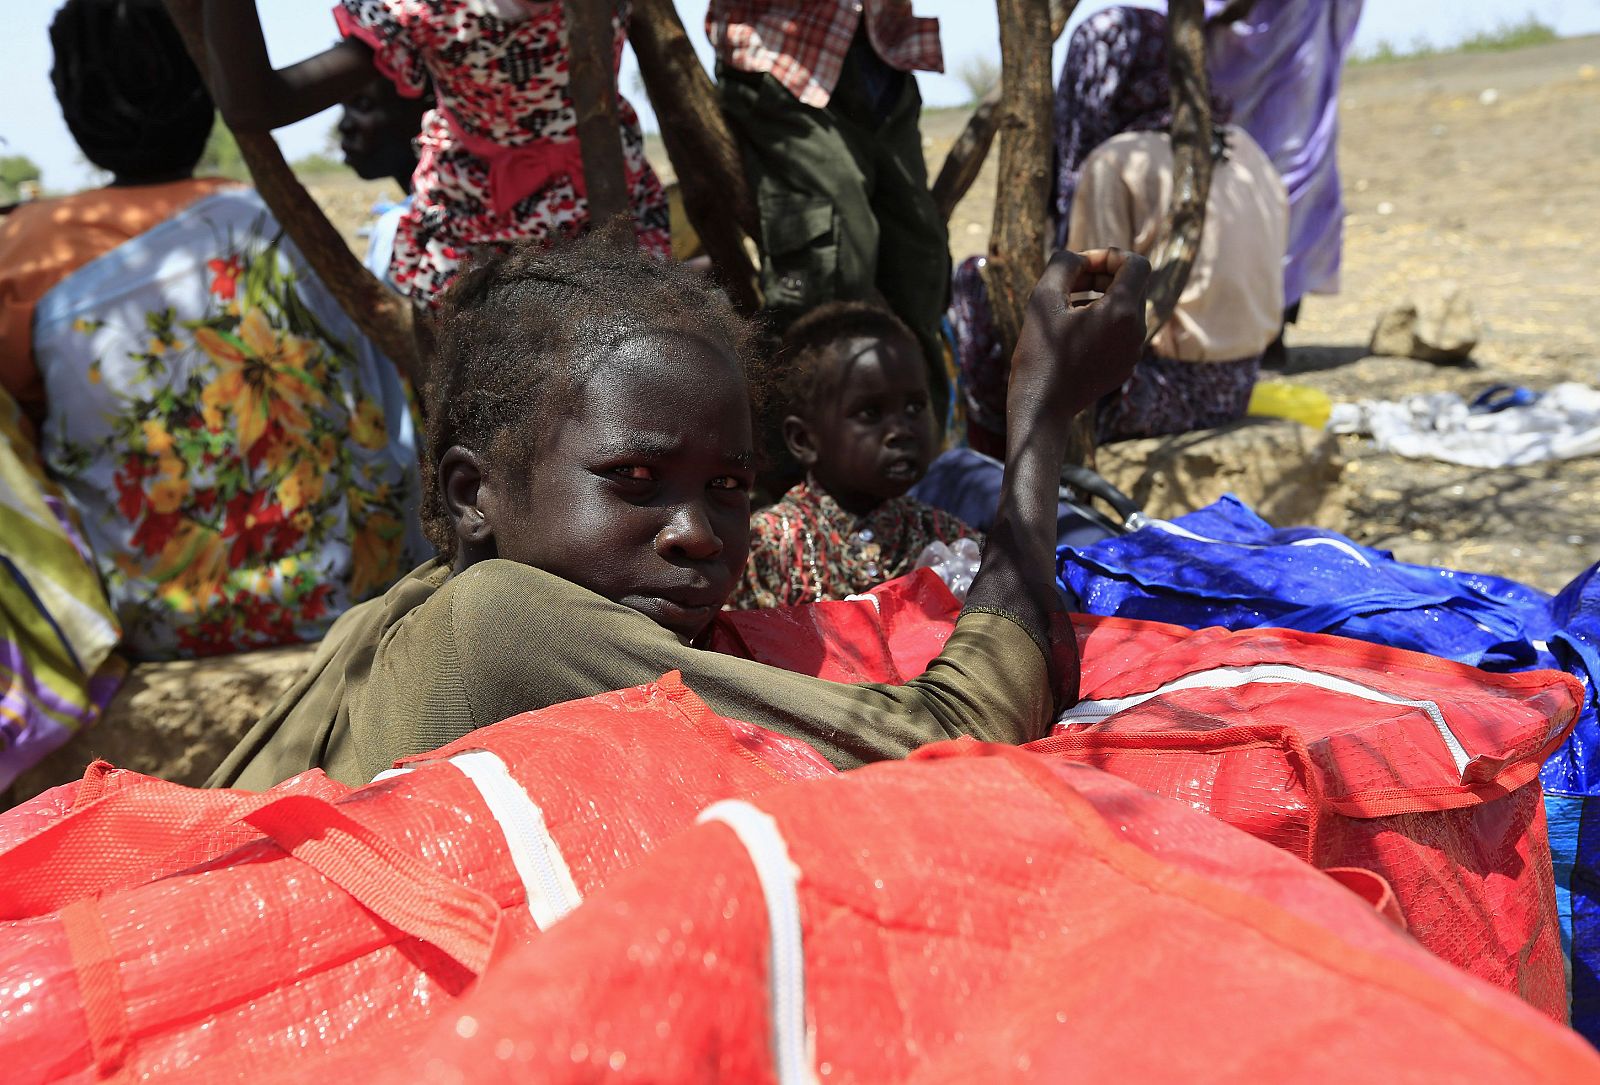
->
(610, 465), (654, 482)
(710, 475), (750, 492)
(906, 400), (926, 416)
(854, 407), (881, 424)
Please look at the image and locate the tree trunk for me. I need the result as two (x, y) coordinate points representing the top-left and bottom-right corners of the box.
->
(160, 0), (419, 382)
(932, 0), (1079, 222)
(566, 0), (632, 237)
(1143, 0), (1214, 343)
(985, 0), (1100, 467)
(627, 0), (760, 313)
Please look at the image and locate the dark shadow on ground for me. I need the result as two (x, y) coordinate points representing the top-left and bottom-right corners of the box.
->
(1278, 345), (1381, 375)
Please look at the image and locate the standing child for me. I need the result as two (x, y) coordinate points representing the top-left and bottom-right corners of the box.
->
(336, 73), (434, 290)
(734, 302), (980, 609)
(204, 0), (670, 303)
(708, 0), (952, 414)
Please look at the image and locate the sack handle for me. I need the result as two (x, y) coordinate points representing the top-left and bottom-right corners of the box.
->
(56, 787), (502, 1079)
(241, 793), (502, 975)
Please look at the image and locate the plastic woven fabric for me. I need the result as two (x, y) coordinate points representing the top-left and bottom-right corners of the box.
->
(718, 572), (1581, 1018)
(374, 744), (1600, 1083)
(0, 675), (832, 1083)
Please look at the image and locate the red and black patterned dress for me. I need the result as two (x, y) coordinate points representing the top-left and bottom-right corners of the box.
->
(734, 479), (982, 609)
(335, 0), (670, 304)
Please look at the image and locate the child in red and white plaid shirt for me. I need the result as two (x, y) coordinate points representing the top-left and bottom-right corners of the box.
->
(708, 1), (953, 418)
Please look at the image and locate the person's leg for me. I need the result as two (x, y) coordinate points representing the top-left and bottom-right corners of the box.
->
(1096, 353), (1260, 442)
(830, 66), (953, 417)
(716, 64), (879, 327)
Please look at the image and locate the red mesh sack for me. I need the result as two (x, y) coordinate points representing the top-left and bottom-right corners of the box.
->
(708, 568), (960, 683)
(715, 574), (1581, 1017)
(1030, 616), (1580, 1020)
(375, 743), (1600, 1084)
(0, 675), (832, 1083)
(0, 762), (351, 921)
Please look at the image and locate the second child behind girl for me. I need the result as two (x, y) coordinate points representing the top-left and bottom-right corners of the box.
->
(735, 302), (981, 609)
(204, 0), (670, 303)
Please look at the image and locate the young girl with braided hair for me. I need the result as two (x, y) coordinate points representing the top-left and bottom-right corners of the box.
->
(212, 231), (1153, 790)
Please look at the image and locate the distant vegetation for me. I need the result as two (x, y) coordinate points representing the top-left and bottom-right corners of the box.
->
(955, 55), (1000, 104)
(199, 116), (250, 181)
(0, 153), (43, 203)
(1356, 16), (1560, 64)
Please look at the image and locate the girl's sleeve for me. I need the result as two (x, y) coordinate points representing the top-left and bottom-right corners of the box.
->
(333, 0), (431, 98)
(419, 561), (1060, 774)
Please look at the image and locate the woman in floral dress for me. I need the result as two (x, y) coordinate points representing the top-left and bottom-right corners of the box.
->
(205, 0), (670, 303)
(0, 0), (427, 787)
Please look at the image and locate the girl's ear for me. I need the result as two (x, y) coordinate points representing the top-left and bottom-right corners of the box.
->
(440, 445), (496, 562)
(782, 414), (819, 470)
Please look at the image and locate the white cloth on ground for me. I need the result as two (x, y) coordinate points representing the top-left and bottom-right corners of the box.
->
(1328, 383), (1600, 467)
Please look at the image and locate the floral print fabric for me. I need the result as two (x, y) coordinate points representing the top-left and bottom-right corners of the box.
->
(733, 479), (981, 609)
(335, 0), (671, 303)
(34, 189), (429, 660)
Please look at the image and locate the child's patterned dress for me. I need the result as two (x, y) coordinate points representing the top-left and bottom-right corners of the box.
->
(336, 0), (671, 303)
(734, 479), (982, 609)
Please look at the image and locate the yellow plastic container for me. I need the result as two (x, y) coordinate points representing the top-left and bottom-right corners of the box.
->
(1247, 381), (1333, 429)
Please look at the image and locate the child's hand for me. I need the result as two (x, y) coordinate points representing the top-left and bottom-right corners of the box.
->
(1006, 248), (1152, 433)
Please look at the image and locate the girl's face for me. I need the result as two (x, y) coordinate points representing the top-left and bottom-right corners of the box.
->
(483, 332), (756, 642)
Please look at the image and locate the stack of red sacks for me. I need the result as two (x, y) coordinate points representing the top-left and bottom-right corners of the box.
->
(0, 676), (831, 1083)
(714, 569), (1581, 1018)
(0, 571), (1587, 1081)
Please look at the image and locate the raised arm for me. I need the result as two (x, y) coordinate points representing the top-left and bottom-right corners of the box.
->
(962, 248), (1152, 704)
(203, 0), (375, 130)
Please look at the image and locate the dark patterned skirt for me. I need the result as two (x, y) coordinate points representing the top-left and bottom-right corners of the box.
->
(1095, 351), (1262, 443)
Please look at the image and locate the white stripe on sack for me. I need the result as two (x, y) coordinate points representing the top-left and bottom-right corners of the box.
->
(1126, 512), (1376, 567)
(698, 799), (815, 1085)
(370, 749), (583, 930)
(1056, 662), (1472, 778)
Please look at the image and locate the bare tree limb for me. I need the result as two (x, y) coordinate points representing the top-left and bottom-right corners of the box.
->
(1142, 0), (1213, 343)
(566, 0), (632, 235)
(161, 0), (419, 382)
(628, 0), (760, 312)
(986, 0), (1101, 467)
(932, 0), (1078, 222)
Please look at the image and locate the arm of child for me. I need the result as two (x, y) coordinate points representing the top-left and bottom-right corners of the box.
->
(959, 249), (1151, 705)
(344, 561), (1067, 775)
(203, 0), (376, 130)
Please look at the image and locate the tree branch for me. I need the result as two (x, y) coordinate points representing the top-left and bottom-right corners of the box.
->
(986, 0), (1101, 467)
(566, 0), (632, 235)
(1142, 0), (1214, 343)
(932, 0), (1078, 221)
(627, 0), (760, 312)
(161, 0), (419, 382)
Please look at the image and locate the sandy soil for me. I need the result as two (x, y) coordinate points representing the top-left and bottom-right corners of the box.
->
(307, 35), (1600, 593)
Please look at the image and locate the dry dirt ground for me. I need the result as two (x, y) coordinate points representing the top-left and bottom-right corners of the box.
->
(307, 35), (1600, 593)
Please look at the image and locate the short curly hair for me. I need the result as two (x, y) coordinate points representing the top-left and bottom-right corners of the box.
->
(420, 229), (761, 556)
(777, 300), (921, 421)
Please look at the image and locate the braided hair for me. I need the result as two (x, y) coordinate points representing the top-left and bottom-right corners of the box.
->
(49, 0), (214, 181)
(421, 226), (762, 557)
